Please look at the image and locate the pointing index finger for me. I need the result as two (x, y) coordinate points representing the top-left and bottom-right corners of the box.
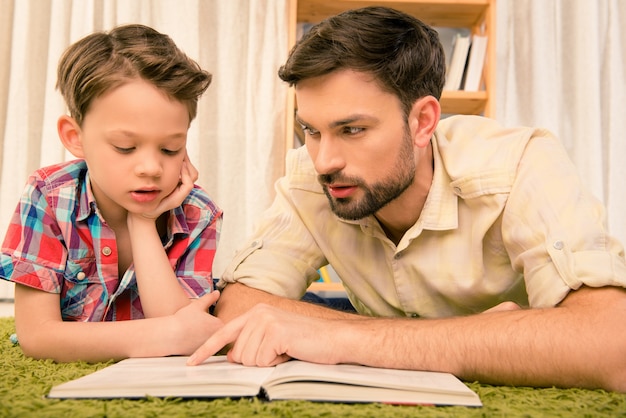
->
(186, 314), (245, 366)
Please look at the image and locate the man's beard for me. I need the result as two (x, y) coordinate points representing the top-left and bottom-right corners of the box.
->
(318, 128), (416, 220)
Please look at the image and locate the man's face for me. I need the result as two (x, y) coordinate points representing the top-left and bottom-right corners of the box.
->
(295, 70), (416, 220)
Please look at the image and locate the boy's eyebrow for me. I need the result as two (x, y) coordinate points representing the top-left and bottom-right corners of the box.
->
(106, 129), (187, 141)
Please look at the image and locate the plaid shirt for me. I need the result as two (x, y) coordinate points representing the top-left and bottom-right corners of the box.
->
(0, 160), (222, 321)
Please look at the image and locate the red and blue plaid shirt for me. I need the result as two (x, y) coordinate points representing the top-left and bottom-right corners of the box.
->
(0, 160), (222, 321)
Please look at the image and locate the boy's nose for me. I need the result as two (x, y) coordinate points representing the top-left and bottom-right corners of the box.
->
(135, 155), (163, 177)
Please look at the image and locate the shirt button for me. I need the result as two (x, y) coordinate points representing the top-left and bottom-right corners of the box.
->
(102, 246), (112, 256)
(453, 186), (462, 194)
(553, 240), (564, 250)
(76, 272), (86, 280)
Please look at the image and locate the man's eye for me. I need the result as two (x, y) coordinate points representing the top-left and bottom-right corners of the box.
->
(301, 125), (319, 136)
(344, 127), (364, 135)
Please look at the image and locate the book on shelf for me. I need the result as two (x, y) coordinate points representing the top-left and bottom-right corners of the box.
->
(463, 34), (488, 91)
(47, 355), (482, 407)
(443, 32), (471, 91)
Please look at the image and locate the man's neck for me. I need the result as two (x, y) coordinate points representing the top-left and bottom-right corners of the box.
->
(374, 141), (434, 245)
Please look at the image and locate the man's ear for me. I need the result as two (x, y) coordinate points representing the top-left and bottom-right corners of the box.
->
(408, 96), (441, 148)
(57, 115), (85, 158)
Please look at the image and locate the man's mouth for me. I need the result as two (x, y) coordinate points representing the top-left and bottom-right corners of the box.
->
(326, 184), (357, 199)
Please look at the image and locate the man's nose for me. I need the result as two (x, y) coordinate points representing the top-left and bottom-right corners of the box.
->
(310, 137), (345, 175)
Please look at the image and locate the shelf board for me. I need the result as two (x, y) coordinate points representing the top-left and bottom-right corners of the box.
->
(307, 281), (346, 292)
(440, 90), (487, 115)
(297, 0), (490, 27)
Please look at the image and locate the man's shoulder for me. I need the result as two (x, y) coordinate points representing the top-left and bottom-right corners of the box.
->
(435, 115), (554, 177)
(284, 146), (323, 192)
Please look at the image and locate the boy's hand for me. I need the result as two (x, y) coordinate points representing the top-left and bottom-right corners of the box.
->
(139, 153), (199, 220)
(169, 290), (225, 355)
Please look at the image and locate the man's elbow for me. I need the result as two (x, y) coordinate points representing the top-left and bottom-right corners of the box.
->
(603, 333), (626, 392)
(214, 282), (267, 322)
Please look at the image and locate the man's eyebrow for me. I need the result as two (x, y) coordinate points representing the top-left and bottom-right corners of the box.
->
(294, 114), (308, 126)
(295, 114), (378, 129)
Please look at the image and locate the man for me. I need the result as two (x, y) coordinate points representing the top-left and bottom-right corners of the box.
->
(189, 7), (626, 392)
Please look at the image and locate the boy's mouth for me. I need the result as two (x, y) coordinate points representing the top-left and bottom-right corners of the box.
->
(130, 189), (160, 203)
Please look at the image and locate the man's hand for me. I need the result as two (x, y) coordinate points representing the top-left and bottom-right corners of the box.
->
(187, 303), (341, 367)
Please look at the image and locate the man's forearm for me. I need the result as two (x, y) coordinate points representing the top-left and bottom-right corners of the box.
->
(330, 286), (626, 392)
(215, 282), (357, 323)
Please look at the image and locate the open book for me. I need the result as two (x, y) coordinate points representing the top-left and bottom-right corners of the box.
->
(47, 356), (482, 406)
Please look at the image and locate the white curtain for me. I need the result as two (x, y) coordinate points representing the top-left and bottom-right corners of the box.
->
(496, 0), (626, 245)
(0, 0), (289, 298)
(2, 0), (626, 300)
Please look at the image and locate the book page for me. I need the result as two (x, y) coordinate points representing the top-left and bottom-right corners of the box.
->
(263, 361), (481, 406)
(48, 356), (275, 399)
(267, 361), (473, 394)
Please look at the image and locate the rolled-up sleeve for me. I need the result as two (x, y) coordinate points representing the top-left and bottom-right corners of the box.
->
(218, 148), (327, 299)
(503, 132), (626, 307)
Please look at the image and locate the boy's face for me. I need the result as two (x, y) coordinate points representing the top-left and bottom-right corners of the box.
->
(75, 79), (190, 221)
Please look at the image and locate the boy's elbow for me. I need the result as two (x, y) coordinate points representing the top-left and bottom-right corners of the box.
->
(16, 335), (52, 361)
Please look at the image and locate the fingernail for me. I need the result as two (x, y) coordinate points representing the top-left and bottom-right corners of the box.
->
(187, 354), (196, 365)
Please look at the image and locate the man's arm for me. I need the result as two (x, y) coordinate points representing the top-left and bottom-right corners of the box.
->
(196, 285), (626, 393)
(214, 282), (357, 322)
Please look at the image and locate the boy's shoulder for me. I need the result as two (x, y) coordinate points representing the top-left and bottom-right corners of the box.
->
(185, 185), (220, 211)
(31, 159), (88, 189)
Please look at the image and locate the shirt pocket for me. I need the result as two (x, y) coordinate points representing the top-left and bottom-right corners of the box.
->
(61, 259), (102, 321)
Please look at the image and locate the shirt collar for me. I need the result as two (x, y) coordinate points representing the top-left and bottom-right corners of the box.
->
(77, 172), (97, 222)
(418, 131), (459, 231)
(77, 172), (189, 242)
(168, 205), (190, 239)
(338, 131), (459, 233)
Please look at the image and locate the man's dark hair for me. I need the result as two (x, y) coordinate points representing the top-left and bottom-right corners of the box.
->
(278, 6), (446, 117)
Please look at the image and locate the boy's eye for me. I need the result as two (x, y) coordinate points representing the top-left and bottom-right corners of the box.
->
(114, 146), (134, 154)
(162, 148), (182, 156)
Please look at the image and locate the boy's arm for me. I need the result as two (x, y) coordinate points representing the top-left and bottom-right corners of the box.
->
(13, 284), (222, 362)
(127, 214), (190, 316)
(128, 155), (203, 317)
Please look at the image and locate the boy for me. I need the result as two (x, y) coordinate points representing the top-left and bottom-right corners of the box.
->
(0, 24), (223, 362)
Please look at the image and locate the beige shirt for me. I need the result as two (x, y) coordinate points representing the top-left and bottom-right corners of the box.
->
(219, 115), (626, 318)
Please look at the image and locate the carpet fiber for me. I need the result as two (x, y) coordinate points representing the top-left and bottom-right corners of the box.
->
(1, 317), (625, 417)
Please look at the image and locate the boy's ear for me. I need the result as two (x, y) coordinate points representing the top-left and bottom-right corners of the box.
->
(57, 115), (84, 158)
(408, 95), (441, 148)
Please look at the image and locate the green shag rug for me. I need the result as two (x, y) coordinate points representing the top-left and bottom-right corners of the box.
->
(1, 317), (625, 418)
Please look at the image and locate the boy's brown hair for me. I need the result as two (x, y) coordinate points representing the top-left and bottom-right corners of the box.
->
(56, 24), (211, 126)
